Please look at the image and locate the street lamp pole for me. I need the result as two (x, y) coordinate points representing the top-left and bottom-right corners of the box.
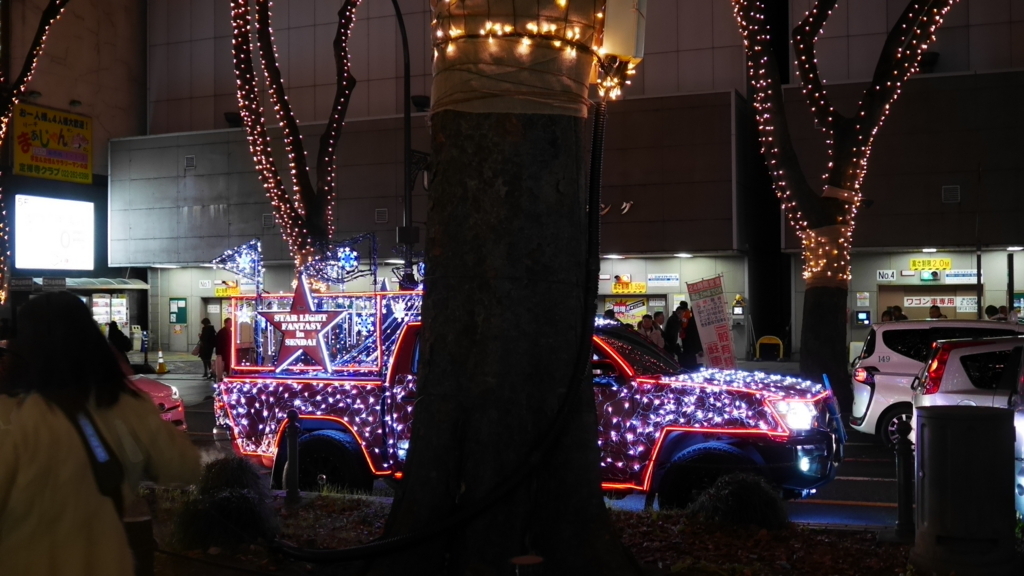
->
(391, 0), (418, 290)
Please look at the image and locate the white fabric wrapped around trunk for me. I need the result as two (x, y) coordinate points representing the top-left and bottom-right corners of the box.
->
(432, 38), (595, 117)
(430, 0), (600, 117)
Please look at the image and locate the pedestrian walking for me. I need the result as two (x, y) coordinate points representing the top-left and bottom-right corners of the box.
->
(198, 318), (217, 379)
(637, 314), (665, 348)
(928, 305), (947, 319)
(892, 305), (908, 321)
(214, 317), (233, 382)
(107, 321), (132, 363)
(880, 310), (894, 322)
(0, 291), (201, 576)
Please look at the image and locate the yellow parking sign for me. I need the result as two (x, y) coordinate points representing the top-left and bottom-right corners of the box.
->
(910, 258), (951, 271)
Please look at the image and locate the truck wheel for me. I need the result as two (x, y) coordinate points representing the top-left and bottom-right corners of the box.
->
(285, 430), (373, 493)
(656, 443), (758, 510)
(877, 404), (913, 450)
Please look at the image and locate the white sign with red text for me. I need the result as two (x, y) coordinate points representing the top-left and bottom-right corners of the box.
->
(685, 275), (736, 369)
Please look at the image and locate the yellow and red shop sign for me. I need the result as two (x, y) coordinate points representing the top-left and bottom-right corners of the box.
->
(215, 286), (241, 297)
(605, 297), (648, 326)
(612, 281), (647, 294)
(13, 103), (92, 184)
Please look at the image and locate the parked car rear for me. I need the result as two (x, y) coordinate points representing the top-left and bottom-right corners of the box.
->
(1013, 353), (1024, 516)
(912, 337), (1023, 409)
(850, 320), (1023, 448)
(909, 336), (1024, 517)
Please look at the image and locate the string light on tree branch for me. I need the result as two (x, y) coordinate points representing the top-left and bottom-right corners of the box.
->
(0, 0), (72, 302)
(231, 0), (361, 267)
(733, 0), (956, 286)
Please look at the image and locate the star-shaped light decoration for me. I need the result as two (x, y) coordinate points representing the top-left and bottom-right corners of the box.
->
(260, 273), (343, 373)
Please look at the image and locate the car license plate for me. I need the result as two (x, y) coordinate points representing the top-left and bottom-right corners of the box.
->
(161, 413), (173, 421)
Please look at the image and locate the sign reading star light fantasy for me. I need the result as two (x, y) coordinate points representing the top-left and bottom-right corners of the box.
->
(260, 275), (342, 373)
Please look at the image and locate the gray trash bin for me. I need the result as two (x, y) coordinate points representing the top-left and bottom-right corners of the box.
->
(910, 406), (1021, 576)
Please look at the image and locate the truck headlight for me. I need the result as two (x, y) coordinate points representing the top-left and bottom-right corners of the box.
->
(772, 400), (816, 431)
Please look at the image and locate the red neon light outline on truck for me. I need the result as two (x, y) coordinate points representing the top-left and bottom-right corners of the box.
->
(216, 289), (842, 505)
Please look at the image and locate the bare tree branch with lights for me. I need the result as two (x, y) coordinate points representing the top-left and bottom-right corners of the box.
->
(230, 0), (358, 264)
(734, 0), (958, 404)
(0, 0), (74, 302)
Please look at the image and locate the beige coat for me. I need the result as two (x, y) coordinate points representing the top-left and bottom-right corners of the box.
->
(0, 392), (201, 576)
(637, 324), (665, 348)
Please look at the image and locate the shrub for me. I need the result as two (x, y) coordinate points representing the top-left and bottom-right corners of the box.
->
(173, 457), (278, 550)
(683, 473), (789, 531)
(195, 456), (268, 498)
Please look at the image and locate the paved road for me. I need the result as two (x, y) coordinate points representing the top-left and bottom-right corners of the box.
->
(155, 363), (902, 528)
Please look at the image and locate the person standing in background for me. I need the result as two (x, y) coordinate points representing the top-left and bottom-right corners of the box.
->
(663, 305), (685, 364)
(107, 321), (132, 364)
(636, 314), (665, 349)
(678, 302), (703, 370)
(653, 311), (666, 336)
(214, 318), (233, 382)
(198, 318), (217, 379)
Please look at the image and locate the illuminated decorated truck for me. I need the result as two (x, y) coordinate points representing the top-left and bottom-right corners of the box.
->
(216, 276), (844, 507)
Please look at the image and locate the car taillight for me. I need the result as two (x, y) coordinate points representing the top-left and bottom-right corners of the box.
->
(922, 348), (950, 395)
(853, 367), (874, 384)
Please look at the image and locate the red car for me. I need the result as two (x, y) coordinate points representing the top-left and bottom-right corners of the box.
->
(132, 375), (186, 431)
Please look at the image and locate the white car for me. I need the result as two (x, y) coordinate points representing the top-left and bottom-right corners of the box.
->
(850, 320), (1023, 448)
(908, 336), (1024, 515)
(911, 337), (1023, 409)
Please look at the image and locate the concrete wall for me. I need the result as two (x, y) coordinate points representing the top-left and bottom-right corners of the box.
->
(790, 0), (1024, 83)
(784, 69), (1024, 251)
(109, 112), (431, 266)
(146, 0), (1024, 134)
(147, 0), (435, 133)
(601, 92), (737, 253)
(11, 0), (146, 173)
(791, 249), (1024, 356)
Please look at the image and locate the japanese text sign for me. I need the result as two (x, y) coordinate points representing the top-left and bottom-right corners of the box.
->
(611, 281), (647, 294)
(903, 296), (955, 308)
(910, 258), (951, 271)
(686, 275), (736, 369)
(13, 103), (92, 184)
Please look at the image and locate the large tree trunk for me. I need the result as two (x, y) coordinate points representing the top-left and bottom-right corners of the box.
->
(799, 285), (851, 411)
(366, 110), (639, 575)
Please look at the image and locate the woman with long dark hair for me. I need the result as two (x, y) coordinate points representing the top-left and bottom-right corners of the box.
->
(0, 292), (201, 576)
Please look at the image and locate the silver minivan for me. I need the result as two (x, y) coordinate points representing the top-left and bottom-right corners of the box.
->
(850, 320), (1024, 448)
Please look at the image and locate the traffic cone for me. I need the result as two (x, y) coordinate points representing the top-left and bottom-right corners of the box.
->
(156, 350), (169, 374)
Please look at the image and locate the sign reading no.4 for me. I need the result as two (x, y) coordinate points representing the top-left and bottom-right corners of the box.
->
(877, 270), (896, 282)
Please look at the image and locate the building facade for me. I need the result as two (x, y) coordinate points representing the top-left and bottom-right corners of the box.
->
(103, 0), (1024, 356)
(2, 0), (147, 333)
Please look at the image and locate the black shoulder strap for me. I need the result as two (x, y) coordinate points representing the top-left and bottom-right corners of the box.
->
(59, 405), (126, 519)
